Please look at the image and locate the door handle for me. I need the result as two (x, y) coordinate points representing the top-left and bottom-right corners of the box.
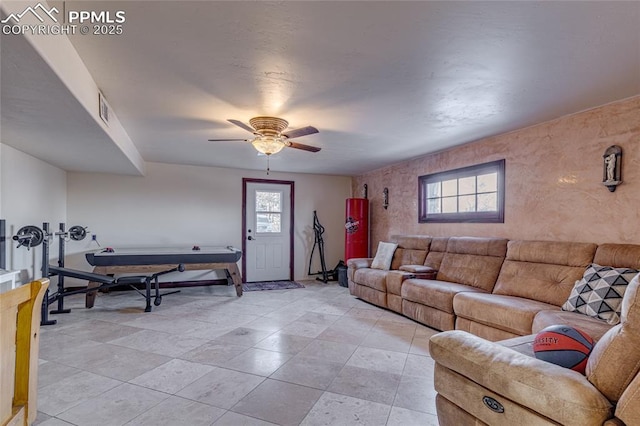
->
(247, 236), (254, 240)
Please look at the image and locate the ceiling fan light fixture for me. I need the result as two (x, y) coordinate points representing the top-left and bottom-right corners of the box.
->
(251, 135), (286, 155)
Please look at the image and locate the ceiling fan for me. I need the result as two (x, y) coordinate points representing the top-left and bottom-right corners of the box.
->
(208, 116), (321, 156)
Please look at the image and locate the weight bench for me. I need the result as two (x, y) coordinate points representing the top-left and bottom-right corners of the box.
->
(47, 264), (183, 312)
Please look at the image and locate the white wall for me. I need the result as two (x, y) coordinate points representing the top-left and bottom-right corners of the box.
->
(67, 162), (352, 281)
(0, 144), (67, 282)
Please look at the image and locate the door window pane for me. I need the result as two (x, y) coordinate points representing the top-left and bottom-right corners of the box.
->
(256, 190), (282, 233)
(256, 191), (281, 212)
(256, 213), (281, 233)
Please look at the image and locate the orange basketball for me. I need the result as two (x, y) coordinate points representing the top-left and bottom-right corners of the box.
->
(533, 325), (594, 374)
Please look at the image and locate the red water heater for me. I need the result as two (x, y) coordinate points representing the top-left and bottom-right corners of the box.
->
(345, 198), (369, 261)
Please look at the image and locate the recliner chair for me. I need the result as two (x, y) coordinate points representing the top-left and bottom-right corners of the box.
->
(429, 273), (640, 425)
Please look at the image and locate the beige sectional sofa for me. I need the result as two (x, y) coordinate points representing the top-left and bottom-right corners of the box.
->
(349, 236), (640, 425)
(348, 236), (640, 341)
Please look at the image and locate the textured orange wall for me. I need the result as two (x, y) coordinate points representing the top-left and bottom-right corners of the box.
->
(353, 96), (640, 248)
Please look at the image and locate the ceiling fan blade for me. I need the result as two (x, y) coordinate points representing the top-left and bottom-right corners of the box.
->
(227, 119), (256, 133)
(282, 126), (319, 139)
(207, 138), (250, 142)
(288, 142), (321, 153)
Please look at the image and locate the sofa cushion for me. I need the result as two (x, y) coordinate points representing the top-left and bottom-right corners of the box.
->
(424, 237), (449, 270)
(562, 264), (639, 325)
(454, 292), (557, 336)
(533, 310), (612, 341)
(402, 279), (486, 314)
(390, 235), (432, 251)
(594, 243), (640, 269)
(436, 237), (508, 292)
(492, 240), (597, 306)
(371, 241), (397, 270)
(587, 273), (640, 403)
(391, 248), (427, 270)
(353, 268), (388, 292)
(388, 235), (431, 270)
(506, 240), (597, 266)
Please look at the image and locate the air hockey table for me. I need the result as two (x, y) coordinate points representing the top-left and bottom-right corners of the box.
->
(84, 246), (243, 307)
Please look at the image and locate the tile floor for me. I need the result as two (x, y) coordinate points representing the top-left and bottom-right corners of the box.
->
(34, 281), (440, 426)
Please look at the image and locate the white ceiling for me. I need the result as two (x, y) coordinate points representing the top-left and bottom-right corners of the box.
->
(1, 28), (144, 175)
(2, 1), (640, 176)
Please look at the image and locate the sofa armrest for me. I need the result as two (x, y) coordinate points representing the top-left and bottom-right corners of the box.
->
(430, 330), (613, 426)
(347, 258), (373, 270)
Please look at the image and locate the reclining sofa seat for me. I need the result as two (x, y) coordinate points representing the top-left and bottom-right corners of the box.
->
(385, 236), (449, 313)
(430, 272), (640, 426)
(401, 237), (508, 331)
(347, 235), (432, 308)
(453, 240), (597, 341)
(533, 243), (640, 340)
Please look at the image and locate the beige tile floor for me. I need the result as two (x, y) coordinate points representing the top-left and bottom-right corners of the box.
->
(34, 281), (439, 426)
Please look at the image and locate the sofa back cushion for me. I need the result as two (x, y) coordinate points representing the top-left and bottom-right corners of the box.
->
(424, 237), (448, 270)
(391, 249), (428, 270)
(493, 240), (597, 306)
(390, 235), (431, 270)
(587, 273), (640, 403)
(436, 237), (508, 291)
(391, 235), (432, 251)
(594, 243), (640, 269)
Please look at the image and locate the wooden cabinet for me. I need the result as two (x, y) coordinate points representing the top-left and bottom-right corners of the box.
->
(1, 279), (48, 426)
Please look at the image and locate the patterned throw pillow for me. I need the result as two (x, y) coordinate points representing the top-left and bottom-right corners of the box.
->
(562, 264), (640, 325)
(370, 242), (398, 271)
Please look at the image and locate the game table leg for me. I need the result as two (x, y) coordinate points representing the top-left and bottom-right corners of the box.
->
(85, 282), (99, 308)
(227, 263), (243, 297)
(85, 266), (107, 308)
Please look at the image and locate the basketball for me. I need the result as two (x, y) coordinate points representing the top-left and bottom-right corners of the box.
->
(532, 325), (594, 374)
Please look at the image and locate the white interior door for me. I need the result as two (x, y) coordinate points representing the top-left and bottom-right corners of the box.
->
(245, 182), (292, 282)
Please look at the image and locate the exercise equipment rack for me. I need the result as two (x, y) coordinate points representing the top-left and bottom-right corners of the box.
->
(13, 222), (183, 325)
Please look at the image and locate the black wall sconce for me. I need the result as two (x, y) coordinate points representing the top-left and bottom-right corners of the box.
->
(602, 145), (622, 192)
(363, 184), (368, 199)
(383, 188), (389, 210)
